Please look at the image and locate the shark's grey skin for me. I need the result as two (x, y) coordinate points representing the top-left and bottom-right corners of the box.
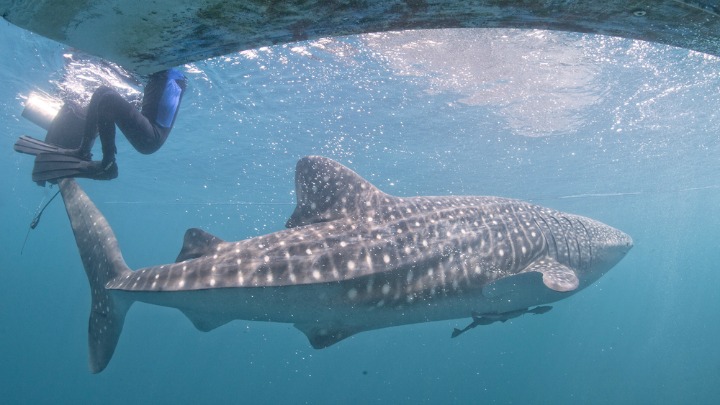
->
(58, 156), (632, 373)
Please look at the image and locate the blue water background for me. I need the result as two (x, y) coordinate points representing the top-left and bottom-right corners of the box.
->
(1, 23), (719, 404)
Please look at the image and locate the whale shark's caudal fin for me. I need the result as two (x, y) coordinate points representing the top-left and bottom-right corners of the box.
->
(58, 179), (133, 373)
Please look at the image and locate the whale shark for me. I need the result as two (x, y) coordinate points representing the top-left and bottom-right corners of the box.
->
(56, 156), (632, 373)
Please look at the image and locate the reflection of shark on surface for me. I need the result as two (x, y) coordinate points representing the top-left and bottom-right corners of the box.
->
(56, 156), (632, 373)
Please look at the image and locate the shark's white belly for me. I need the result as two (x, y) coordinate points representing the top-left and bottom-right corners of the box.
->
(118, 274), (571, 335)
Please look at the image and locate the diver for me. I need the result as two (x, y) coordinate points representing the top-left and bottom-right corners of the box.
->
(14, 68), (187, 183)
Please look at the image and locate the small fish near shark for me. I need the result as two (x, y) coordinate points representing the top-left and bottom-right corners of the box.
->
(55, 156), (632, 373)
(451, 306), (553, 338)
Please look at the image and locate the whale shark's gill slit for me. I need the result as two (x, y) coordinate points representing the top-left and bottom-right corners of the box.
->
(547, 214), (571, 265)
(576, 219), (592, 271)
(560, 215), (581, 269)
(507, 208), (526, 272)
(548, 214), (569, 263)
(532, 215), (558, 260)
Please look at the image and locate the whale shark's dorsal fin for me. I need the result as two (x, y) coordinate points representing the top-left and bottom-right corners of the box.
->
(286, 156), (390, 228)
(176, 228), (225, 262)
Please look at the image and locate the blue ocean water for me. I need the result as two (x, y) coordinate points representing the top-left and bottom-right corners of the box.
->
(1, 22), (719, 404)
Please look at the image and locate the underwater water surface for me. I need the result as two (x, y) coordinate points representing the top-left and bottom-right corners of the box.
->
(1, 23), (719, 404)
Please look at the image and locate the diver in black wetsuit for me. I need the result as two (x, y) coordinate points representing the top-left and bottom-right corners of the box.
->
(80, 68), (187, 178)
(14, 68), (187, 182)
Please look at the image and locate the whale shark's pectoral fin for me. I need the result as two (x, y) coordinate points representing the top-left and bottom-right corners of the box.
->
(176, 228), (225, 262)
(523, 258), (579, 292)
(481, 258), (578, 305)
(294, 322), (358, 349)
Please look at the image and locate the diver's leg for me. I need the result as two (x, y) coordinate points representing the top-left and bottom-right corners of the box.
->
(83, 86), (144, 164)
(88, 86), (170, 158)
(118, 68), (186, 154)
(82, 86), (121, 158)
(113, 106), (167, 155)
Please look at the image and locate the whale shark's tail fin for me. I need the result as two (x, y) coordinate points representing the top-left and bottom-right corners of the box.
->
(58, 178), (133, 373)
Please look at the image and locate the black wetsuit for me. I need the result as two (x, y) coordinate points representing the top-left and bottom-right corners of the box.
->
(82, 68), (187, 164)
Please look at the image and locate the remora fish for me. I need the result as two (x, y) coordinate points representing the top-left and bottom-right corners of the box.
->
(57, 156), (632, 373)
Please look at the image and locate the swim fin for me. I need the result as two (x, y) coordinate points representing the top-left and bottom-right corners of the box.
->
(32, 152), (118, 183)
(14, 135), (80, 156)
